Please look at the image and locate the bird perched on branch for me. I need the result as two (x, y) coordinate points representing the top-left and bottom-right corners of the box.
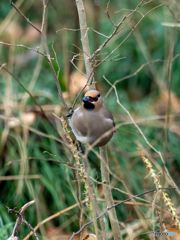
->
(68, 90), (116, 148)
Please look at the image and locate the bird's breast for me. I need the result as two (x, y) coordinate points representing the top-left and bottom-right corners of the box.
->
(68, 106), (114, 146)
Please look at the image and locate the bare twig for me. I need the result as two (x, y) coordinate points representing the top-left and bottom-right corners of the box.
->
(23, 199), (87, 240)
(90, 0), (150, 62)
(52, 42), (61, 79)
(41, 0), (47, 32)
(0, 41), (49, 60)
(0, 0), (24, 35)
(105, 59), (166, 99)
(1, 65), (60, 137)
(22, 218), (39, 240)
(0, 175), (40, 181)
(105, 53), (180, 99)
(57, 27), (108, 38)
(70, 53), (86, 76)
(9, 0), (69, 110)
(103, 75), (180, 196)
(106, 1), (115, 25)
(100, 146), (122, 240)
(7, 200), (37, 240)
(69, 187), (180, 240)
(90, 14), (127, 62)
(96, 4), (163, 67)
(71, 70), (95, 111)
(0, 114), (69, 148)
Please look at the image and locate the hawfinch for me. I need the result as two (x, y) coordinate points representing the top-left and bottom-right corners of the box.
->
(68, 90), (116, 147)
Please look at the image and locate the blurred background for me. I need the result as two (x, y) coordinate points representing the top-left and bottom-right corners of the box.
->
(0, 0), (180, 239)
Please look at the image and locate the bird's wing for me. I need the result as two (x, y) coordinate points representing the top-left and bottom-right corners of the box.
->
(70, 107), (88, 136)
(101, 103), (115, 127)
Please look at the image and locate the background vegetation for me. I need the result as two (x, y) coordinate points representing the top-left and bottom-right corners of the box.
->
(0, 0), (180, 239)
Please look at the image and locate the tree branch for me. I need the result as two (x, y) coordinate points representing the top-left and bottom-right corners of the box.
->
(9, 0), (69, 111)
(1, 64), (60, 137)
(75, 1), (107, 239)
(70, 187), (180, 240)
(100, 146), (122, 240)
(7, 200), (37, 240)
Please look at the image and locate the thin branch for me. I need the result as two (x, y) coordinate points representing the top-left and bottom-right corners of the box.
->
(106, 0), (116, 26)
(71, 70), (95, 111)
(0, 175), (40, 181)
(105, 59), (165, 99)
(103, 75), (180, 196)
(7, 200), (37, 240)
(96, 4), (163, 67)
(90, 0), (150, 62)
(90, 15), (127, 62)
(9, 0), (69, 111)
(70, 187), (180, 240)
(56, 27), (108, 38)
(70, 53), (86, 76)
(1, 65), (60, 137)
(22, 218), (39, 240)
(0, 41), (49, 60)
(41, 0), (47, 32)
(100, 146), (122, 239)
(95, 0), (115, 26)
(0, 114), (69, 149)
(52, 42), (61, 79)
(23, 199), (87, 240)
(105, 54), (180, 99)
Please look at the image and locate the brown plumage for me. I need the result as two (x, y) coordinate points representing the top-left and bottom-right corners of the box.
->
(69, 90), (115, 147)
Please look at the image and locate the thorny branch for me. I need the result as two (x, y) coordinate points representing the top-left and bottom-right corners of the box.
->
(7, 200), (38, 240)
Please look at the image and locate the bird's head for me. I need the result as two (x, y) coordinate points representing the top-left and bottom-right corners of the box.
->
(82, 90), (102, 110)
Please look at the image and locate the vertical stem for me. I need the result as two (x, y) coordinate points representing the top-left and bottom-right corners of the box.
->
(100, 146), (122, 240)
(83, 157), (100, 239)
(75, 0), (107, 239)
(83, 155), (107, 240)
(75, 0), (95, 90)
(62, 28), (70, 92)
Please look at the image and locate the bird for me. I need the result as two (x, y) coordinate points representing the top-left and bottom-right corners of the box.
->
(68, 90), (116, 148)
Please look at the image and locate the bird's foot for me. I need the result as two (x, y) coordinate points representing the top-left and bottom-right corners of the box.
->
(78, 150), (85, 155)
(76, 141), (85, 155)
(66, 108), (74, 118)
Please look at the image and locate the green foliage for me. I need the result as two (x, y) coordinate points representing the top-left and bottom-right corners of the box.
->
(0, 217), (14, 239)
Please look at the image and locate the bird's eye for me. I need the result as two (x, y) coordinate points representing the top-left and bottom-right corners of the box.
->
(89, 94), (100, 102)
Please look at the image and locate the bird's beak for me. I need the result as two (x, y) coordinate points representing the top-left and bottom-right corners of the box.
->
(83, 96), (90, 103)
